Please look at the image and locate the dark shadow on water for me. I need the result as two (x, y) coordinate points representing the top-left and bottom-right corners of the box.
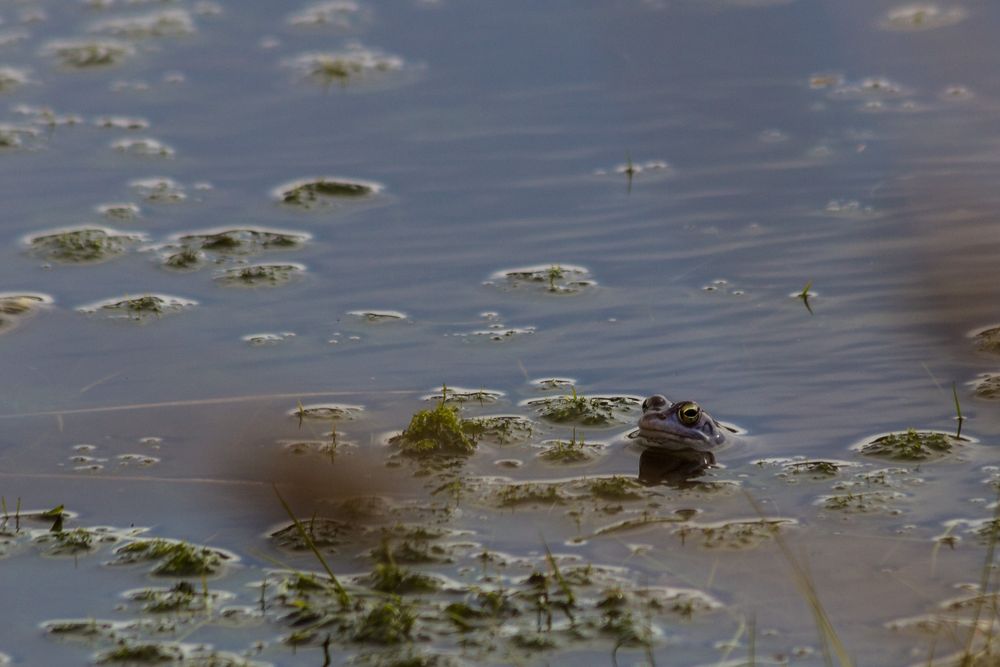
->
(637, 447), (715, 489)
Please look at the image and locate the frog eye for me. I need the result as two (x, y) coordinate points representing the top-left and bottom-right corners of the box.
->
(642, 394), (668, 411)
(676, 402), (701, 426)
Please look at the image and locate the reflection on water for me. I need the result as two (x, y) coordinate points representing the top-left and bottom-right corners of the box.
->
(637, 447), (715, 488)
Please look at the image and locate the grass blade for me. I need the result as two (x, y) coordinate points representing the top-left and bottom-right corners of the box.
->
(272, 484), (350, 608)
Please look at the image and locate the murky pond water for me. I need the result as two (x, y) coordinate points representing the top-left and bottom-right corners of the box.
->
(2, 0), (1000, 665)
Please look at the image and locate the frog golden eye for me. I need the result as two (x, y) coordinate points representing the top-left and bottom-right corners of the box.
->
(677, 402), (701, 426)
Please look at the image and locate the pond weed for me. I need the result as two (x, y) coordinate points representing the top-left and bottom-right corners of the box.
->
(28, 227), (141, 263)
(588, 476), (641, 501)
(858, 429), (964, 462)
(525, 388), (638, 426)
(276, 177), (381, 208)
(114, 539), (229, 577)
(391, 393), (478, 457)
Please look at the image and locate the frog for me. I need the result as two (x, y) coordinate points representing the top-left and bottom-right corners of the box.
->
(635, 394), (729, 451)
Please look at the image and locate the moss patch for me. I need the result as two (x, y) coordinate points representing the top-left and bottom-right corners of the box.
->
(391, 403), (478, 456)
(113, 539), (231, 576)
(28, 227), (141, 263)
(276, 177), (381, 208)
(858, 429), (964, 461)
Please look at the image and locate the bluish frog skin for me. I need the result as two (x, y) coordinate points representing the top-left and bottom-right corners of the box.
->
(636, 394), (727, 451)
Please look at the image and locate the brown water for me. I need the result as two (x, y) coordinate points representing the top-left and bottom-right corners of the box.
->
(1, 0), (1000, 665)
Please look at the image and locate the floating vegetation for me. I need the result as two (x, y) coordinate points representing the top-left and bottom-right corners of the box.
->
(95, 115), (150, 130)
(538, 434), (604, 464)
(348, 309), (408, 322)
(124, 581), (231, 614)
(588, 476), (642, 500)
(90, 9), (196, 39)
(111, 137), (175, 158)
(288, 1), (371, 30)
(0, 123), (39, 149)
(809, 72), (844, 89)
(13, 104), (84, 128)
(243, 331), (295, 345)
(855, 429), (968, 462)
(942, 84), (973, 101)
(130, 176), (187, 203)
(26, 226), (143, 263)
(0, 66), (29, 92)
(270, 517), (356, 552)
(288, 45), (406, 87)
(112, 538), (233, 576)
(823, 199), (876, 218)
(170, 227), (308, 257)
(288, 402), (363, 421)
(818, 490), (906, 514)
(362, 551), (441, 594)
(882, 4), (965, 31)
(464, 415), (535, 445)
(162, 247), (201, 269)
(215, 262), (305, 287)
(44, 39), (134, 68)
(275, 176), (382, 209)
(828, 76), (909, 100)
(77, 294), (197, 321)
(970, 373), (1000, 400)
(390, 402), (478, 456)
(532, 377), (576, 391)
(280, 436), (353, 458)
(496, 482), (569, 507)
(780, 459), (855, 479)
(971, 325), (1000, 355)
(0, 292), (51, 335)
(675, 518), (794, 550)
(96, 202), (141, 221)
(423, 386), (503, 404)
(523, 391), (640, 427)
(486, 264), (596, 295)
(97, 641), (185, 664)
(613, 158), (669, 175)
(116, 453), (160, 467)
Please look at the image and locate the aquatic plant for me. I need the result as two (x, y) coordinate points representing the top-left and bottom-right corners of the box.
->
(392, 401), (478, 456)
(526, 388), (638, 426)
(353, 597), (415, 644)
(216, 263), (304, 287)
(588, 476), (641, 500)
(464, 415), (534, 445)
(46, 39), (134, 67)
(28, 227), (141, 263)
(365, 543), (440, 594)
(488, 264), (596, 295)
(858, 429), (961, 461)
(97, 641), (183, 663)
(497, 483), (567, 507)
(276, 177), (381, 208)
(538, 430), (600, 464)
(114, 538), (228, 576)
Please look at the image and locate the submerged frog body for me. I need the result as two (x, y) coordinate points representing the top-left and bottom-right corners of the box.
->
(636, 394), (728, 451)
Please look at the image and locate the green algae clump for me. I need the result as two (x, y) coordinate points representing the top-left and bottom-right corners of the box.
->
(276, 177), (381, 209)
(28, 227), (141, 263)
(858, 429), (963, 461)
(526, 390), (639, 427)
(114, 539), (228, 576)
(353, 597), (415, 644)
(392, 403), (478, 456)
